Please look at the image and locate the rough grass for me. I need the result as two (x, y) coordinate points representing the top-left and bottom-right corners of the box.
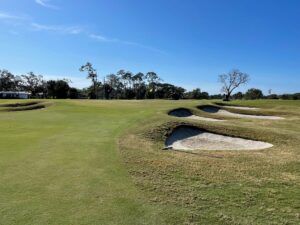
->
(0, 99), (299, 224)
(119, 100), (300, 224)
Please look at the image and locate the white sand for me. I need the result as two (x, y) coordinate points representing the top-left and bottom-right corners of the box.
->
(201, 106), (284, 120)
(223, 106), (259, 110)
(166, 127), (273, 151)
(169, 108), (224, 122)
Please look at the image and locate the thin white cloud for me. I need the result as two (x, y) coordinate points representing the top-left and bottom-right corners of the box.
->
(89, 34), (112, 42)
(35, 0), (59, 10)
(9, 17), (165, 54)
(89, 33), (167, 55)
(9, 30), (20, 35)
(0, 11), (25, 20)
(31, 23), (82, 34)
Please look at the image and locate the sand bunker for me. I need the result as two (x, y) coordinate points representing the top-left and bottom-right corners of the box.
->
(168, 108), (223, 122)
(223, 106), (258, 110)
(215, 103), (259, 110)
(199, 106), (283, 120)
(165, 126), (273, 150)
(0, 101), (41, 108)
(0, 101), (46, 111)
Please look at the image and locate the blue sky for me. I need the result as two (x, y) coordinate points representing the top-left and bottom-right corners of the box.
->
(0, 0), (299, 94)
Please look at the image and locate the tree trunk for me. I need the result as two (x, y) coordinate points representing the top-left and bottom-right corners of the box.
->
(224, 93), (230, 101)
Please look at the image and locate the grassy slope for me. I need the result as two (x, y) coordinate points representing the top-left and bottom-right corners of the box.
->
(0, 99), (299, 224)
(120, 100), (300, 224)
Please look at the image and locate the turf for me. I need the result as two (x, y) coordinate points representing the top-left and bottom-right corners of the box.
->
(0, 99), (299, 224)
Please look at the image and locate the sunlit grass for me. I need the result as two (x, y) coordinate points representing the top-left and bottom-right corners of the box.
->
(0, 99), (299, 224)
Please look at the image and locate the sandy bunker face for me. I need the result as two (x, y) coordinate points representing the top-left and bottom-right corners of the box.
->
(200, 106), (284, 120)
(215, 103), (259, 110)
(223, 105), (259, 110)
(166, 126), (273, 150)
(168, 108), (223, 122)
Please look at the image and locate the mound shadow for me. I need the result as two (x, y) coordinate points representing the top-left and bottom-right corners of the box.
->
(7, 104), (46, 111)
(0, 101), (47, 112)
(0, 101), (41, 108)
(168, 108), (224, 122)
(197, 105), (221, 113)
(168, 108), (193, 117)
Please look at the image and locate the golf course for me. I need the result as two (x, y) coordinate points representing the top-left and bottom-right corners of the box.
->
(0, 99), (299, 225)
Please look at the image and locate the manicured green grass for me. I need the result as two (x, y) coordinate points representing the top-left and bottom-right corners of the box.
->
(0, 99), (299, 224)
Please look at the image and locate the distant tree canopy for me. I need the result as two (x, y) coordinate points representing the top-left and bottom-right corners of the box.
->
(0, 69), (78, 99)
(84, 70), (185, 100)
(280, 93), (300, 100)
(0, 70), (21, 91)
(46, 79), (74, 99)
(184, 88), (209, 99)
(219, 69), (249, 101)
(53, 80), (70, 99)
(21, 72), (46, 96)
(245, 88), (264, 100)
(232, 91), (244, 100)
(228, 89), (300, 100)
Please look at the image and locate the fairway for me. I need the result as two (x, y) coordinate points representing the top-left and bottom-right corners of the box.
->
(0, 100), (300, 224)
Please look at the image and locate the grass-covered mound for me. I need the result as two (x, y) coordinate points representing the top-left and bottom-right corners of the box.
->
(119, 100), (300, 224)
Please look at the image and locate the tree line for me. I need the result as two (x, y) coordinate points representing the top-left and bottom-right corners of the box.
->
(1, 66), (298, 100)
(229, 89), (300, 100)
(0, 69), (77, 99)
(0, 62), (214, 100)
(79, 62), (186, 100)
(0, 66), (209, 100)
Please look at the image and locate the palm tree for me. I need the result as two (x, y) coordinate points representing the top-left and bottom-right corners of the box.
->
(123, 71), (133, 89)
(132, 72), (144, 98)
(79, 62), (98, 99)
(133, 72), (144, 84)
(145, 72), (161, 98)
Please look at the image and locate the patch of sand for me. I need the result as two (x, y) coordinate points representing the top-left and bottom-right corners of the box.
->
(166, 126), (273, 150)
(169, 108), (223, 122)
(201, 106), (284, 120)
(223, 106), (259, 110)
